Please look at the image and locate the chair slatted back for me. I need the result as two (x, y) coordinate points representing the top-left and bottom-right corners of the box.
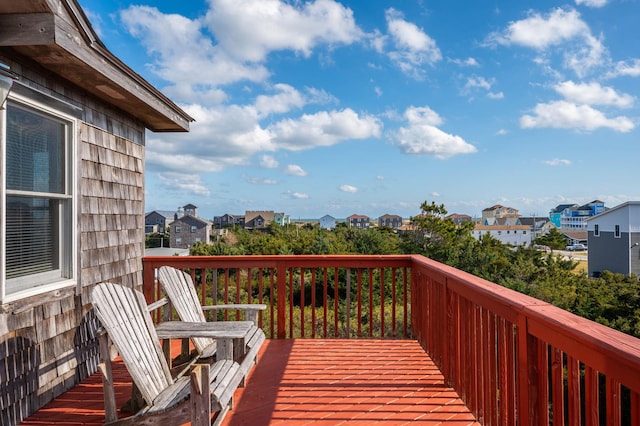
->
(158, 266), (214, 354)
(91, 282), (174, 405)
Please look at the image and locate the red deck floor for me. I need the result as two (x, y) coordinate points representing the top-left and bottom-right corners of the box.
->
(21, 339), (479, 426)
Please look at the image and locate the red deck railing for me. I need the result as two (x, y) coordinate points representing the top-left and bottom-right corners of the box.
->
(143, 254), (640, 425)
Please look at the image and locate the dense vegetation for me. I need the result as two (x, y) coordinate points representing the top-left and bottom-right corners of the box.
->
(189, 200), (640, 338)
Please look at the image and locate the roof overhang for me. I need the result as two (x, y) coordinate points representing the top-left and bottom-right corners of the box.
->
(0, 0), (193, 132)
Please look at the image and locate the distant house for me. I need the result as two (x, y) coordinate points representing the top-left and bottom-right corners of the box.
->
(213, 213), (245, 229)
(519, 216), (552, 240)
(245, 210), (276, 230)
(170, 213), (212, 249)
(0, 0), (193, 423)
(319, 214), (337, 230)
(482, 205), (519, 224)
(587, 201), (640, 278)
(274, 212), (291, 226)
(550, 200), (606, 229)
(472, 224), (531, 246)
(562, 230), (587, 247)
(378, 214), (403, 229)
(348, 214), (370, 229)
(549, 204), (578, 228)
(446, 213), (473, 226)
(145, 209), (178, 234)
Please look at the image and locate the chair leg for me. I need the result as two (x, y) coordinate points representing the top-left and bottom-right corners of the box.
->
(190, 364), (211, 426)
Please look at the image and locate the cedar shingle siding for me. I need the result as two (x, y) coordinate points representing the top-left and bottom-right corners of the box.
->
(0, 1), (191, 423)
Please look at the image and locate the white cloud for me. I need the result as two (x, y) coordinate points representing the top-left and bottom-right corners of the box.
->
(244, 175), (278, 184)
(269, 109), (382, 150)
(384, 8), (442, 77)
(606, 59), (640, 78)
(575, 0), (609, 7)
(544, 158), (572, 166)
(487, 92), (504, 99)
(389, 106), (477, 159)
(285, 164), (308, 176)
(496, 129), (508, 136)
(485, 8), (606, 77)
(202, 0), (363, 62)
(120, 6), (269, 90)
(450, 57), (479, 67)
(156, 172), (210, 196)
(554, 81), (634, 108)
(520, 101), (634, 132)
(431, 192), (441, 197)
(339, 184), (358, 193)
(254, 84), (305, 117)
(466, 76), (492, 91)
(283, 190), (310, 199)
(260, 155), (279, 168)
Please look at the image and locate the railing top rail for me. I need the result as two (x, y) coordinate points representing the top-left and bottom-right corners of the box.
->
(143, 254), (413, 269)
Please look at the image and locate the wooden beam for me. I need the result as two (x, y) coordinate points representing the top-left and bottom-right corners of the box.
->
(0, 13), (55, 46)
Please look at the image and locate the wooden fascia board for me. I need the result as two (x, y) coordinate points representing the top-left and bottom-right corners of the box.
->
(0, 12), (192, 132)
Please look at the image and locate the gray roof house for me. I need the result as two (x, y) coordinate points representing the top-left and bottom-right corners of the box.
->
(0, 1), (193, 423)
(587, 201), (640, 278)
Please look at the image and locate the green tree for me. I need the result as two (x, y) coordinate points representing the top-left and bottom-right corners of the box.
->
(534, 227), (567, 250)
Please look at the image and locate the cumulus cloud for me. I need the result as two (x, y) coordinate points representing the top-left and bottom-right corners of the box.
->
(156, 172), (211, 196)
(554, 81), (634, 108)
(606, 59), (640, 78)
(120, 6), (269, 89)
(384, 8), (442, 77)
(202, 0), (363, 62)
(269, 109), (382, 150)
(285, 165), (308, 176)
(388, 106), (477, 159)
(339, 184), (358, 193)
(260, 155), (279, 168)
(485, 7), (607, 77)
(544, 158), (572, 166)
(520, 101), (634, 132)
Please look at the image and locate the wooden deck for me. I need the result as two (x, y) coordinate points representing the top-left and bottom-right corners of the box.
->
(21, 339), (479, 425)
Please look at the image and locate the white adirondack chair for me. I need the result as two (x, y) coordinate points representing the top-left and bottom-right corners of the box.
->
(91, 282), (245, 426)
(156, 265), (267, 378)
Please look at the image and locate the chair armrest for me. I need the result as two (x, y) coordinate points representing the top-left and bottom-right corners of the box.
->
(201, 304), (267, 311)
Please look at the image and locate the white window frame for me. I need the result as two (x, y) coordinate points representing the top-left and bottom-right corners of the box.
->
(594, 224), (600, 237)
(1, 92), (78, 304)
(615, 225), (621, 238)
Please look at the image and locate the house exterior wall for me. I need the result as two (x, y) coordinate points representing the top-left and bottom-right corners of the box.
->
(319, 215), (336, 230)
(588, 230), (630, 276)
(378, 214), (403, 228)
(0, 58), (146, 424)
(170, 216), (211, 248)
(472, 225), (531, 246)
(145, 211), (170, 233)
(587, 202), (640, 277)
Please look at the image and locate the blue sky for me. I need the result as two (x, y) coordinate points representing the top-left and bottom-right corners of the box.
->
(79, 0), (640, 220)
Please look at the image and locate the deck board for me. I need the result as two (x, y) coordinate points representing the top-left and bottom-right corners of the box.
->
(21, 339), (479, 426)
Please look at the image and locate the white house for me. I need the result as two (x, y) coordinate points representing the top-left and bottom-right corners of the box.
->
(472, 224), (531, 247)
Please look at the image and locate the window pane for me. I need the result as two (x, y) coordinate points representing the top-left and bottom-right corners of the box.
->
(6, 105), (65, 194)
(6, 196), (59, 280)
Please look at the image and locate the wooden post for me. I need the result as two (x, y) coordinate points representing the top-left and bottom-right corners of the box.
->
(97, 332), (118, 424)
(277, 262), (286, 339)
(190, 364), (211, 426)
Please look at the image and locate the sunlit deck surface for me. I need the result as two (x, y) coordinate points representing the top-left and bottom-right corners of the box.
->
(21, 339), (479, 425)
